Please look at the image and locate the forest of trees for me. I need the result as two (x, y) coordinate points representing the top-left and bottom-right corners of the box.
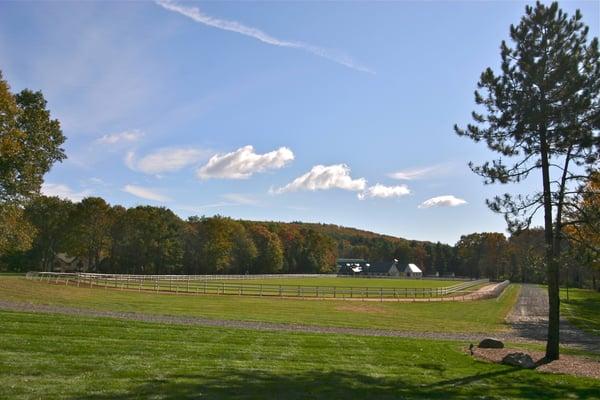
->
(1, 193), (598, 289)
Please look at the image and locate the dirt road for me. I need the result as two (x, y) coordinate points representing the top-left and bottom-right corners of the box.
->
(506, 284), (599, 353)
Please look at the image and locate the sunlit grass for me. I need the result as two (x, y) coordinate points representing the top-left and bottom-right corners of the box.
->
(1, 310), (598, 400)
(0, 276), (518, 333)
(561, 288), (600, 336)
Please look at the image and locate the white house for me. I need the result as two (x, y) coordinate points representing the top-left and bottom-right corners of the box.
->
(404, 263), (423, 278)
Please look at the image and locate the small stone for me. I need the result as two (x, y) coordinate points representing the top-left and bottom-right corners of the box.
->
(478, 338), (504, 349)
(502, 352), (536, 369)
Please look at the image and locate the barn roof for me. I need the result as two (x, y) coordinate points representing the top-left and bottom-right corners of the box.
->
(367, 261), (398, 274)
(406, 263), (422, 273)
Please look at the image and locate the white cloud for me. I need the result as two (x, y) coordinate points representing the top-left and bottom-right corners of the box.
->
(126, 147), (208, 174)
(123, 185), (171, 202)
(389, 165), (447, 180)
(176, 202), (239, 213)
(155, 0), (373, 74)
(221, 193), (259, 206)
(357, 183), (410, 200)
(418, 195), (467, 209)
(197, 145), (294, 180)
(41, 183), (92, 202)
(274, 164), (366, 194)
(96, 129), (144, 145)
(88, 177), (105, 185)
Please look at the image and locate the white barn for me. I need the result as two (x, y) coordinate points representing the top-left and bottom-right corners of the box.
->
(404, 263), (423, 278)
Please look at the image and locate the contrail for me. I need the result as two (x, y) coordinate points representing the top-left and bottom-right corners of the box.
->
(156, 0), (374, 74)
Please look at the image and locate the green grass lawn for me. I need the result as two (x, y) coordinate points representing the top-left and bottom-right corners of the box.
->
(0, 276), (517, 333)
(41, 275), (470, 298)
(1, 310), (598, 400)
(561, 288), (600, 336)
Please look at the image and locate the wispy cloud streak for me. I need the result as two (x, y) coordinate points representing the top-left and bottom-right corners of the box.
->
(123, 185), (172, 202)
(156, 0), (373, 74)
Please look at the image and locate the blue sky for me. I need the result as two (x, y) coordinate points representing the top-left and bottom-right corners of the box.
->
(1, 1), (598, 244)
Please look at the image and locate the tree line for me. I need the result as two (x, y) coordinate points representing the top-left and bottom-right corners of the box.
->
(2, 193), (598, 290)
(2, 196), (339, 275)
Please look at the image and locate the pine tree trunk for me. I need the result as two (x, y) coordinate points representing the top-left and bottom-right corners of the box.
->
(540, 134), (560, 361)
(546, 257), (560, 360)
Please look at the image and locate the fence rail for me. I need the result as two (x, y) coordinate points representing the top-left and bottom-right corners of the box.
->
(26, 272), (495, 301)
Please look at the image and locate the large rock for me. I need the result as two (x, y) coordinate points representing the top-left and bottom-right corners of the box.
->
(502, 352), (536, 369)
(478, 338), (504, 349)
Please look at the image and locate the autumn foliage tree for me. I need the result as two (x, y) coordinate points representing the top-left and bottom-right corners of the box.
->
(564, 172), (600, 289)
(0, 70), (66, 259)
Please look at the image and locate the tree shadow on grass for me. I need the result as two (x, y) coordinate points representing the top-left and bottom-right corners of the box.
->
(73, 368), (600, 400)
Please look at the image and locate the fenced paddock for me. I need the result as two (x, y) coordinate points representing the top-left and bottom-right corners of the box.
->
(26, 272), (505, 301)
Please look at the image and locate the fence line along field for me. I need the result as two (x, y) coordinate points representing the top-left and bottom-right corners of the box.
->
(27, 272), (496, 301)
(1, 275), (520, 333)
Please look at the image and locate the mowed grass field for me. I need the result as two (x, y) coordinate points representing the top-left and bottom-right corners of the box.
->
(0, 276), (516, 333)
(1, 310), (599, 400)
(42, 275), (472, 299)
(561, 288), (600, 336)
(199, 277), (463, 288)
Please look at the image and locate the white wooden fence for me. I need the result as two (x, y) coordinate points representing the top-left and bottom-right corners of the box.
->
(26, 272), (495, 301)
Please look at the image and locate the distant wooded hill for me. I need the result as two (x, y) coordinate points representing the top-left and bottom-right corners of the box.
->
(1, 195), (596, 287)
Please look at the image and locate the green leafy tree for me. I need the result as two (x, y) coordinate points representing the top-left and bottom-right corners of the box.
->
(67, 197), (114, 272)
(0, 71), (66, 260)
(455, 2), (599, 359)
(111, 206), (184, 274)
(563, 172), (600, 290)
(25, 196), (74, 271)
(249, 224), (284, 274)
(0, 71), (66, 203)
(508, 228), (546, 283)
(0, 204), (35, 258)
(231, 224), (257, 274)
(300, 229), (337, 273)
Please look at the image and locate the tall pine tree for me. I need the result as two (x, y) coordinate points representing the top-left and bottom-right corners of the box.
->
(455, 2), (599, 360)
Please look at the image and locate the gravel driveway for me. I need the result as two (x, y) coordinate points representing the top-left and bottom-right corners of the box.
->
(506, 284), (600, 353)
